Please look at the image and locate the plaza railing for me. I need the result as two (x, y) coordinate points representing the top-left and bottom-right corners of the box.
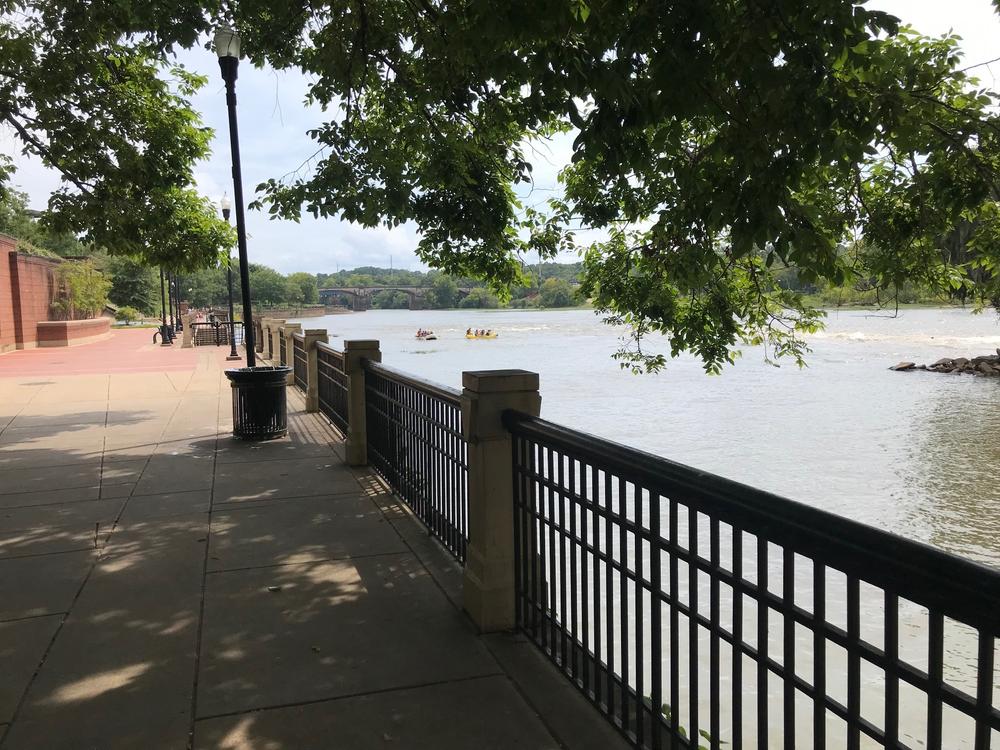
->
(292, 333), (307, 391)
(191, 321), (242, 346)
(316, 341), (349, 434)
(257, 325), (1000, 748)
(279, 334), (287, 366)
(503, 410), (1000, 750)
(364, 361), (468, 562)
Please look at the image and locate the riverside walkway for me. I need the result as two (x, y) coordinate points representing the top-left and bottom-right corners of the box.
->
(0, 331), (626, 749)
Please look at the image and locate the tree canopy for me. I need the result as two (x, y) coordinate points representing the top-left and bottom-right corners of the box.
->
(4, 1), (1000, 370)
(0, 4), (233, 269)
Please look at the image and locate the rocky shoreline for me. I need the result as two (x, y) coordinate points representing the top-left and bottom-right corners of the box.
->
(891, 350), (1000, 375)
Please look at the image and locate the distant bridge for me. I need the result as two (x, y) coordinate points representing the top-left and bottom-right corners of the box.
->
(319, 285), (475, 310)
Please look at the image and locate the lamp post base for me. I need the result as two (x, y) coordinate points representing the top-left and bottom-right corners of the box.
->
(226, 354), (242, 361)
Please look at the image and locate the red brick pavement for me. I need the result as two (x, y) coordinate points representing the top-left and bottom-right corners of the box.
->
(0, 327), (234, 375)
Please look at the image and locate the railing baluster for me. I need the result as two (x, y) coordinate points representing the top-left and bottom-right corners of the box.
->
(537, 441), (546, 650)
(669, 499), (680, 742)
(847, 576), (860, 750)
(709, 517), (720, 750)
(732, 527), (743, 749)
(650, 491), (663, 750)
(548, 446), (558, 657)
(927, 611), (944, 750)
(569, 457), (580, 683)
(605, 468), (616, 720)
(757, 538), (768, 750)
(590, 462), (601, 708)
(635, 484), (644, 748)
(559, 450), (569, 672)
(814, 563), (826, 750)
(580, 459), (590, 696)
(885, 591), (899, 749)
(784, 547), (795, 749)
(618, 474), (630, 737)
(689, 506), (700, 746)
(513, 433), (523, 630)
(973, 628), (993, 750)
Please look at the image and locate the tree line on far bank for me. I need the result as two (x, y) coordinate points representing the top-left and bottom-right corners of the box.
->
(1, 187), (585, 315)
(1, 184), (965, 321)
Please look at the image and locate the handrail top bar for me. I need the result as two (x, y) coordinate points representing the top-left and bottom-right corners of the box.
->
(365, 360), (462, 405)
(315, 340), (343, 356)
(504, 410), (1000, 628)
(292, 332), (304, 342)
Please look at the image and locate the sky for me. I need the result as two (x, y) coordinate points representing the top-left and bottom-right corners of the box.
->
(3, 1), (999, 275)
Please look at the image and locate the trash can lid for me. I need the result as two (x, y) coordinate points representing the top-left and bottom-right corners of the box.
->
(224, 365), (292, 383)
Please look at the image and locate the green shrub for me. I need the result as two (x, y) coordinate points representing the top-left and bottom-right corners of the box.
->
(117, 306), (141, 325)
(51, 261), (111, 320)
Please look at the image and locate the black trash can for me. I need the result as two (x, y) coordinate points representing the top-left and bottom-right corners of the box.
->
(225, 366), (292, 440)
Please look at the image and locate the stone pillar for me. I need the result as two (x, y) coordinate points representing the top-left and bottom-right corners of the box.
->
(461, 370), (541, 632)
(303, 329), (328, 413)
(180, 312), (198, 349)
(268, 319), (286, 364)
(343, 339), (381, 466)
(259, 318), (274, 359)
(280, 323), (302, 384)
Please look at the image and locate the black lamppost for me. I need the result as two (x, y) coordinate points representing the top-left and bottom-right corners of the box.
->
(174, 273), (184, 332)
(215, 26), (256, 367)
(221, 196), (241, 361)
(166, 272), (175, 337)
(158, 268), (171, 346)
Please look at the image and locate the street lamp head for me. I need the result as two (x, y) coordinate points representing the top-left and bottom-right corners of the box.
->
(214, 27), (241, 59)
(220, 195), (232, 221)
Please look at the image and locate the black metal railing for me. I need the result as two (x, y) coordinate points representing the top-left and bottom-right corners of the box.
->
(316, 342), (349, 434)
(292, 333), (306, 391)
(279, 334), (287, 365)
(505, 411), (1000, 750)
(191, 321), (242, 346)
(365, 361), (468, 562)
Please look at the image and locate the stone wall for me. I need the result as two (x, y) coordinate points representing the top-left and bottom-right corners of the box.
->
(0, 235), (61, 353)
(36, 318), (112, 347)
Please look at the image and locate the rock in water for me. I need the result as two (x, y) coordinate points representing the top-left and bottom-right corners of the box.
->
(890, 362), (916, 371)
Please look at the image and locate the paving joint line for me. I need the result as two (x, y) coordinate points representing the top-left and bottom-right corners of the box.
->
(0, 611), (69, 625)
(193, 672), (505, 724)
(0, 542), (111, 562)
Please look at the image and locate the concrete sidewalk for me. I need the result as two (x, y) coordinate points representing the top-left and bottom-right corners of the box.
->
(0, 347), (627, 749)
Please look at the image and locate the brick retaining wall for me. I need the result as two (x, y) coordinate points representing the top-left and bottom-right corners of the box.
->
(36, 318), (112, 347)
(1, 235), (62, 353)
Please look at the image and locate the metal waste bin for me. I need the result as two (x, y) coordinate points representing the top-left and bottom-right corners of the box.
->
(225, 366), (292, 440)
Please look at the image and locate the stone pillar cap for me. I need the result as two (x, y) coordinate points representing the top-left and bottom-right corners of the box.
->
(462, 370), (539, 393)
(344, 339), (381, 350)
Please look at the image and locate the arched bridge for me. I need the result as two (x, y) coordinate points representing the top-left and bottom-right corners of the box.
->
(319, 285), (475, 310)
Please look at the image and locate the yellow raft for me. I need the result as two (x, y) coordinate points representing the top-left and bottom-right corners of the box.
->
(465, 332), (498, 339)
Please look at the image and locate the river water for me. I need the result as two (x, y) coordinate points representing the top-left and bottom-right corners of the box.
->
(292, 306), (1000, 747)
(297, 306), (1000, 566)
